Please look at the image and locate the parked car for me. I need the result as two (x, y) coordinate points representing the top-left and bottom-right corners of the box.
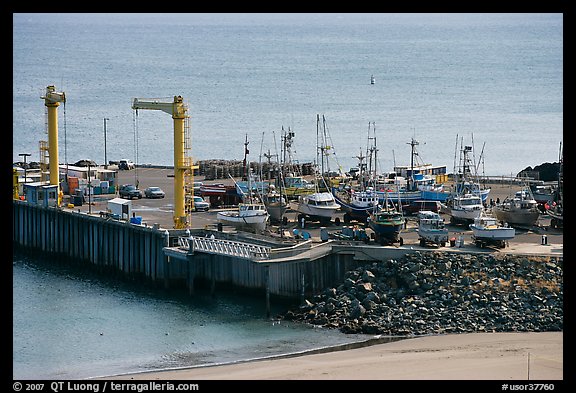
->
(144, 186), (165, 199)
(119, 184), (142, 199)
(119, 159), (135, 170)
(193, 181), (203, 196)
(193, 196), (210, 211)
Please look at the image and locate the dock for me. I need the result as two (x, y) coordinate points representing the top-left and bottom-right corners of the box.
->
(12, 166), (563, 315)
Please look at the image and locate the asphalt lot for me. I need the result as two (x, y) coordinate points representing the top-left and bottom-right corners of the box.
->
(65, 166), (563, 254)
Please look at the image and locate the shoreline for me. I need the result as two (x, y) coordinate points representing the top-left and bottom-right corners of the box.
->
(96, 331), (563, 380)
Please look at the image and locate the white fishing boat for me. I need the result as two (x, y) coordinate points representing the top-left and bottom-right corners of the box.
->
(445, 192), (484, 223)
(443, 138), (486, 223)
(291, 114), (341, 225)
(217, 140), (270, 233)
(217, 202), (269, 233)
(469, 211), (515, 248)
(417, 210), (449, 247)
(291, 191), (340, 225)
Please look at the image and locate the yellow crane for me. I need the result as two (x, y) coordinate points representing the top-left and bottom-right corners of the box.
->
(132, 96), (198, 229)
(40, 85), (66, 204)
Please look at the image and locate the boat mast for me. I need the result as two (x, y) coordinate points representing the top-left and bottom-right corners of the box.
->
(242, 133), (249, 181)
(408, 137), (419, 191)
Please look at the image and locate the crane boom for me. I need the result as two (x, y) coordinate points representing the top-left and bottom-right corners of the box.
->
(132, 96), (187, 118)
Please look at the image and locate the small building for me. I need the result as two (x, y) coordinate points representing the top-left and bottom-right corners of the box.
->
(22, 182), (59, 207)
(107, 197), (131, 220)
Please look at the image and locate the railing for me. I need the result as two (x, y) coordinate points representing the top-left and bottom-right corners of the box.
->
(178, 235), (270, 260)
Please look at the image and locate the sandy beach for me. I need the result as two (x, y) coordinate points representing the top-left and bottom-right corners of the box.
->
(100, 332), (563, 381)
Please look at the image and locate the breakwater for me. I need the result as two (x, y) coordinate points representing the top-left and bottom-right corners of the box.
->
(282, 251), (563, 335)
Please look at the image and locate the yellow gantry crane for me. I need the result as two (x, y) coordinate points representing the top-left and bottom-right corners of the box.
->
(132, 96), (198, 229)
(40, 85), (66, 204)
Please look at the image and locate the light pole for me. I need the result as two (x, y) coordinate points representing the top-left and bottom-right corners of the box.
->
(103, 118), (109, 169)
(18, 153), (31, 184)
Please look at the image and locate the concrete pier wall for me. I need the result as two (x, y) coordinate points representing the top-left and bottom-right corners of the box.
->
(13, 201), (373, 299)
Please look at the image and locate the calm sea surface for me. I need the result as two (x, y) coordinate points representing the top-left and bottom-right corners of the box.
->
(12, 13), (563, 380)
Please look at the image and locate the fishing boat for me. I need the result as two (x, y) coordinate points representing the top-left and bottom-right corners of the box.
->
(217, 202), (270, 233)
(291, 191), (341, 225)
(442, 139), (488, 223)
(333, 187), (379, 224)
(217, 140), (270, 233)
(417, 210), (449, 247)
(444, 191), (484, 224)
(291, 115), (341, 225)
(377, 138), (446, 203)
(262, 186), (288, 224)
(368, 201), (405, 246)
(469, 211), (515, 248)
(492, 186), (540, 228)
(332, 122), (381, 224)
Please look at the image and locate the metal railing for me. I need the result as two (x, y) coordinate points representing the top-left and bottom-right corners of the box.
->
(178, 235), (270, 260)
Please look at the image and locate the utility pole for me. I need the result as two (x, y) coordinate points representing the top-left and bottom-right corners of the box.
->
(103, 118), (109, 169)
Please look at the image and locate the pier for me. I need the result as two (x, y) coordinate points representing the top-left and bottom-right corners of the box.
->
(12, 166), (563, 316)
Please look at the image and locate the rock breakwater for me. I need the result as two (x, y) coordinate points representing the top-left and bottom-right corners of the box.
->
(280, 252), (563, 335)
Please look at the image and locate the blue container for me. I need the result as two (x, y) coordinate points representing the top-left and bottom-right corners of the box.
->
(130, 216), (142, 225)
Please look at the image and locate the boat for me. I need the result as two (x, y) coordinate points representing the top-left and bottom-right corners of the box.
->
(444, 191), (484, 224)
(217, 202), (270, 233)
(422, 136), (491, 203)
(331, 122), (381, 224)
(282, 175), (316, 199)
(291, 191), (341, 225)
(530, 183), (556, 205)
(376, 138), (447, 203)
(333, 187), (380, 224)
(291, 115), (341, 225)
(442, 139), (487, 223)
(417, 210), (449, 247)
(262, 185), (288, 224)
(469, 211), (515, 248)
(368, 200), (405, 246)
(216, 141), (270, 233)
(492, 186), (540, 228)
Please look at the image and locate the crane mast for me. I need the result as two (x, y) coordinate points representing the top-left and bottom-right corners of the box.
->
(132, 96), (197, 228)
(40, 85), (66, 204)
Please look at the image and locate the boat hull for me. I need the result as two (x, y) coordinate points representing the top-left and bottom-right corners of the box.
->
(291, 201), (339, 220)
(421, 187), (491, 202)
(266, 204), (288, 222)
(332, 190), (377, 223)
(492, 208), (540, 227)
(217, 211), (269, 232)
(368, 211), (404, 245)
(469, 225), (516, 241)
(290, 192), (340, 222)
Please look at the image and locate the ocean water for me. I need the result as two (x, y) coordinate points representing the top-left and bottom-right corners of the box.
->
(13, 251), (376, 380)
(13, 13), (563, 177)
(12, 13), (563, 380)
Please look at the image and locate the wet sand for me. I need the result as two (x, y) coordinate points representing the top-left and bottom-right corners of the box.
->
(100, 332), (563, 381)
